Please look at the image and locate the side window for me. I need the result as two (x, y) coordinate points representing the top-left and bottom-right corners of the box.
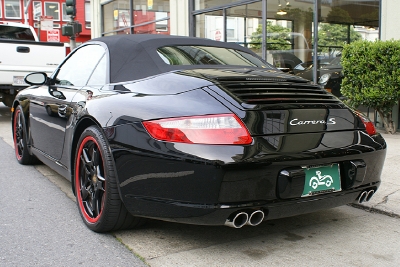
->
(87, 55), (107, 85)
(55, 45), (105, 87)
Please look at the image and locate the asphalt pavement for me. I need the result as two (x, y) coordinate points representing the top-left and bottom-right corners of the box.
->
(355, 131), (400, 217)
(0, 137), (147, 267)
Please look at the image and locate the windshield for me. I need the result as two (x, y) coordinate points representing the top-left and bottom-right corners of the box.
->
(0, 25), (36, 41)
(157, 45), (272, 69)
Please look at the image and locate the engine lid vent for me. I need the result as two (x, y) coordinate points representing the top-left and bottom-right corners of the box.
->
(218, 81), (339, 105)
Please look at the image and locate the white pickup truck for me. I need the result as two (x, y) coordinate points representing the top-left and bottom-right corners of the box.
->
(0, 22), (66, 107)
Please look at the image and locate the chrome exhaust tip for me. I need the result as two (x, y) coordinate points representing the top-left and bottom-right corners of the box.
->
(246, 210), (264, 226)
(358, 191), (368, 204)
(225, 212), (249, 229)
(366, 190), (375, 202)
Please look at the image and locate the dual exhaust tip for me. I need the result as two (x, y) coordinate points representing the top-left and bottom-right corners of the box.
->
(225, 189), (375, 228)
(357, 189), (375, 204)
(225, 210), (265, 229)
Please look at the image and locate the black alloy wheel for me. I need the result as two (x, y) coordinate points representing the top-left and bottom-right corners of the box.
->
(75, 126), (145, 232)
(13, 105), (39, 165)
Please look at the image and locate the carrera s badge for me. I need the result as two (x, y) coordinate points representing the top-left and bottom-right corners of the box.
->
(289, 118), (336, 126)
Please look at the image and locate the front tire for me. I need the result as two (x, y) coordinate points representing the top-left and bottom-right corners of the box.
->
(74, 126), (145, 232)
(13, 106), (40, 165)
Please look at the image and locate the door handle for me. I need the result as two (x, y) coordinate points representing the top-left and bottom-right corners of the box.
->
(16, 46), (30, 53)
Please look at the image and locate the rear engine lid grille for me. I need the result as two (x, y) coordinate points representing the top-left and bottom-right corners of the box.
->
(218, 81), (339, 105)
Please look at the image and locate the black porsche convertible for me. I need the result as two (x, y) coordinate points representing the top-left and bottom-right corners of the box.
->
(12, 34), (386, 232)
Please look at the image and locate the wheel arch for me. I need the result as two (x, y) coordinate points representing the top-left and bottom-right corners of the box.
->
(69, 116), (118, 197)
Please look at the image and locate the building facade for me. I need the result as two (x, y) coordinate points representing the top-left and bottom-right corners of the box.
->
(0, 0), (91, 44)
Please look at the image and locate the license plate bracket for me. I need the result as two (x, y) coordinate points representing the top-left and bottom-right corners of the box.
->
(13, 76), (27, 86)
(302, 164), (341, 197)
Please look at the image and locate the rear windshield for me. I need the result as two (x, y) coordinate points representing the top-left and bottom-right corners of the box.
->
(0, 25), (36, 41)
(157, 45), (272, 68)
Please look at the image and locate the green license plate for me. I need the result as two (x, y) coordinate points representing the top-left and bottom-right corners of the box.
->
(302, 164), (341, 197)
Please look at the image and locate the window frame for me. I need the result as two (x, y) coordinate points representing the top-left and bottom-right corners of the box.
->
(61, 2), (69, 21)
(85, 0), (91, 28)
(33, 1), (42, 21)
(44, 2), (60, 21)
(4, 0), (22, 19)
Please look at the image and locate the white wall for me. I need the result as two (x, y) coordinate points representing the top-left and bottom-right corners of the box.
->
(91, 0), (102, 38)
(170, 0), (189, 36)
(381, 0), (400, 40)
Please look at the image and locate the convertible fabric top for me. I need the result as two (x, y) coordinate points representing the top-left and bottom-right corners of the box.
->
(90, 34), (267, 83)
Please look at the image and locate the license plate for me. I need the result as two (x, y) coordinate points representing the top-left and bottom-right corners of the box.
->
(302, 164), (341, 197)
(13, 76), (27, 86)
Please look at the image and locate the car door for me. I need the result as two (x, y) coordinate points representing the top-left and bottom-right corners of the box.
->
(29, 44), (106, 160)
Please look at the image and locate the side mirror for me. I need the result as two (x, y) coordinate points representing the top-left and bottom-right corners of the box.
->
(24, 72), (48, 85)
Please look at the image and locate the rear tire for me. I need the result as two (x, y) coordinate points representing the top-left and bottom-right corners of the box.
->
(74, 126), (145, 232)
(13, 106), (40, 165)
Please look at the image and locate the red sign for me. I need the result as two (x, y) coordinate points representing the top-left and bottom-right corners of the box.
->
(47, 29), (59, 42)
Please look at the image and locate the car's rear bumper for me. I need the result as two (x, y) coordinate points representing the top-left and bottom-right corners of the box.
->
(109, 129), (386, 226)
(122, 185), (377, 226)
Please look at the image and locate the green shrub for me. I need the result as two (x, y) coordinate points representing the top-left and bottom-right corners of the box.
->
(341, 40), (400, 134)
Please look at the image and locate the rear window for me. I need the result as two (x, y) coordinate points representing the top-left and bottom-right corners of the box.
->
(157, 45), (272, 68)
(0, 25), (36, 41)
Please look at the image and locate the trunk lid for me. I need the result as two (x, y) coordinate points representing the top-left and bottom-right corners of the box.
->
(182, 68), (362, 135)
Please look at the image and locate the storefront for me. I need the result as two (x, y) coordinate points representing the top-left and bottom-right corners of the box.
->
(191, 1), (379, 78)
(95, 0), (379, 77)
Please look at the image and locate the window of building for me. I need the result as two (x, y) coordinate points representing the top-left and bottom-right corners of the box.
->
(4, 0), (21, 18)
(33, 1), (42, 20)
(102, 0), (170, 36)
(85, 1), (91, 28)
(44, 2), (60, 21)
(62, 3), (69, 21)
(155, 11), (168, 32)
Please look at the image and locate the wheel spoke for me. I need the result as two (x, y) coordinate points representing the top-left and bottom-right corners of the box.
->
(94, 189), (102, 217)
(96, 166), (105, 182)
(18, 139), (24, 152)
(80, 184), (89, 200)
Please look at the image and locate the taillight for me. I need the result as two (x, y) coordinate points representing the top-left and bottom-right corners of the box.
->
(142, 114), (253, 145)
(355, 111), (377, 136)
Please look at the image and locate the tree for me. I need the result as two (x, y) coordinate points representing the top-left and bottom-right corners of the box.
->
(341, 40), (400, 134)
(318, 23), (362, 54)
(250, 21), (291, 50)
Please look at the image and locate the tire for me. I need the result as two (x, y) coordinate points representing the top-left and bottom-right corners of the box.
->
(13, 106), (40, 165)
(74, 126), (145, 232)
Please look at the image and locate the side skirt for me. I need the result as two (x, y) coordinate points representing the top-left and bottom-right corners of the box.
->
(31, 146), (71, 182)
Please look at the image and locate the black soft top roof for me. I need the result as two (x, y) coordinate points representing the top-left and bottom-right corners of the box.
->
(90, 34), (267, 83)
